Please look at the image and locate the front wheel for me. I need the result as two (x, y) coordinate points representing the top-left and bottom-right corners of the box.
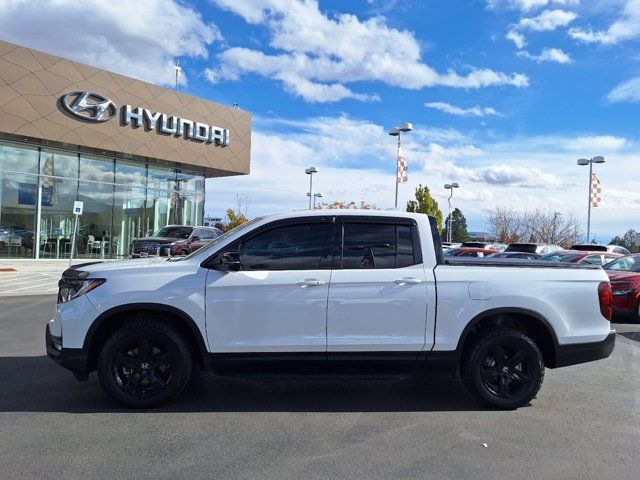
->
(462, 329), (544, 410)
(97, 320), (192, 408)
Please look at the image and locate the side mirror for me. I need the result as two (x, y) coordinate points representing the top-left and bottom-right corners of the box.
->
(190, 235), (201, 242)
(219, 252), (241, 271)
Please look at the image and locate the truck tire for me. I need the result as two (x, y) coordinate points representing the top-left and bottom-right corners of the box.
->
(461, 328), (544, 410)
(97, 320), (192, 408)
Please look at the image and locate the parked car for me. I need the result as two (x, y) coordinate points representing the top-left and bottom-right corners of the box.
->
(462, 241), (506, 251)
(488, 252), (541, 260)
(603, 254), (640, 321)
(505, 243), (562, 255)
(443, 247), (499, 257)
(541, 250), (623, 266)
(570, 244), (631, 256)
(129, 225), (222, 258)
(441, 242), (462, 249)
(48, 210), (615, 409)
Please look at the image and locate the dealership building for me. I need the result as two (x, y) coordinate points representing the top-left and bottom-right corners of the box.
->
(0, 40), (251, 260)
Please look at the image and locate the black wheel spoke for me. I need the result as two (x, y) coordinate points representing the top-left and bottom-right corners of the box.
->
(137, 338), (151, 361)
(498, 376), (510, 397)
(122, 374), (142, 395)
(490, 347), (506, 367)
(507, 349), (527, 368)
(150, 352), (172, 368)
(114, 354), (139, 369)
(512, 370), (532, 383)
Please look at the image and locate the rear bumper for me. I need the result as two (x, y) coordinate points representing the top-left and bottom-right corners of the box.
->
(45, 324), (89, 374)
(553, 331), (616, 368)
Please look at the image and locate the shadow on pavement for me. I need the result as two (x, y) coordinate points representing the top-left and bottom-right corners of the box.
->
(618, 331), (640, 343)
(0, 355), (483, 413)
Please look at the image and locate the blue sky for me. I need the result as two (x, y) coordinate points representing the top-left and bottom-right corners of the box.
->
(1, 0), (638, 241)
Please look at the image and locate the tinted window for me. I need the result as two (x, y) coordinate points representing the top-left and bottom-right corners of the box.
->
(581, 256), (603, 265)
(195, 228), (215, 240)
(506, 244), (537, 253)
(240, 223), (332, 270)
(153, 226), (192, 239)
(341, 223), (416, 269)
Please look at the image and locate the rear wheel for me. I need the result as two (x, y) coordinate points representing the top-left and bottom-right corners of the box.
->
(97, 320), (192, 408)
(462, 329), (544, 409)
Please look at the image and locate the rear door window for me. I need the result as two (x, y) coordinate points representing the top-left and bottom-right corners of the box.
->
(340, 222), (418, 269)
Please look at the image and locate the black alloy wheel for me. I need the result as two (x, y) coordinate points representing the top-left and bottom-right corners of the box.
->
(98, 320), (192, 408)
(462, 328), (544, 409)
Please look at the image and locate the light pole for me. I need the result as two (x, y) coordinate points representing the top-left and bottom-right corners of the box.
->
(444, 183), (460, 243)
(388, 122), (412, 208)
(577, 156), (605, 242)
(305, 167), (318, 209)
(308, 192), (322, 209)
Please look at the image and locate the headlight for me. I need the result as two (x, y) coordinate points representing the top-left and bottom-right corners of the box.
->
(58, 279), (106, 303)
(612, 289), (635, 297)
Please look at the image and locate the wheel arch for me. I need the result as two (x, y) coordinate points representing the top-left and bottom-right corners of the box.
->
(84, 303), (211, 372)
(456, 307), (560, 368)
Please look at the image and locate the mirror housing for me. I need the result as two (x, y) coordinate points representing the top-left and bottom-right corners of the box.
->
(219, 252), (241, 271)
(190, 235), (200, 242)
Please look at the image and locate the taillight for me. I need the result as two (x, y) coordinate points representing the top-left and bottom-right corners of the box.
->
(598, 282), (613, 321)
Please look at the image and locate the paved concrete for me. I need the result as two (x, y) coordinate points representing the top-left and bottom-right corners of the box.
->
(0, 260), (116, 296)
(0, 295), (638, 479)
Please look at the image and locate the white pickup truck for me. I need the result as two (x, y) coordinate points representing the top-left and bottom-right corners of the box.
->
(46, 210), (615, 409)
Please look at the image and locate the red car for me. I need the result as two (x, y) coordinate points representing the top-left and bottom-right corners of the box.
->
(603, 254), (640, 321)
(444, 247), (498, 258)
(540, 250), (622, 266)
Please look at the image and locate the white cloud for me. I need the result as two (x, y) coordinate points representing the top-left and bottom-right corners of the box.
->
(207, 0), (529, 103)
(425, 102), (501, 117)
(517, 9), (578, 31)
(569, 0), (640, 44)
(0, 0), (219, 87)
(506, 29), (527, 48)
(518, 47), (572, 63)
(607, 76), (640, 103)
(487, 0), (579, 12)
(562, 135), (627, 151)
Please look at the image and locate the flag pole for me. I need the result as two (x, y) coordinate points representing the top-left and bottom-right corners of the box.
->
(394, 133), (400, 208)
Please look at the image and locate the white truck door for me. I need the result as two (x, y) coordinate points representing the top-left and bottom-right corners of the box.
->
(205, 218), (334, 353)
(327, 218), (429, 360)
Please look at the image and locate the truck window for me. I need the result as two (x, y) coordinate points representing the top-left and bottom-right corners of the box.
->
(239, 223), (332, 270)
(340, 223), (416, 269)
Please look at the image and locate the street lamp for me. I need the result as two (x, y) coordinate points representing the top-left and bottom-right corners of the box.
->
(388, 122), (412, 208)
(307, 192), (323, 209)
(305, 167), (318, 210)
(577, 156), (605, 242)
(444, 182), (460, 243)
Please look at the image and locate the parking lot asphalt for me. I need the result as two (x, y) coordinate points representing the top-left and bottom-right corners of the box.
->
(0, 295), (638, 480)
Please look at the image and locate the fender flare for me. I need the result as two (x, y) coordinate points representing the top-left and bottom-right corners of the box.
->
(84, 303), (212, 370)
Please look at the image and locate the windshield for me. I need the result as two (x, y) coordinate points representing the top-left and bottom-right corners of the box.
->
(152, 226), (193, 239)
(169, 217), (264, 262)
(603, 255), (640, 272)
(541, 252), (583, 262)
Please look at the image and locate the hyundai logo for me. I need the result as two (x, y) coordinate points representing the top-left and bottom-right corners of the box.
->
(61, 91), (117, 122)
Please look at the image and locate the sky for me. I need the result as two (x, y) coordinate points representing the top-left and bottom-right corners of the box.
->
(0, 0), (638, 241)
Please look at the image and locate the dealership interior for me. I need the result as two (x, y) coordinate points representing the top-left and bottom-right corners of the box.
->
(0, 139), (205, 259)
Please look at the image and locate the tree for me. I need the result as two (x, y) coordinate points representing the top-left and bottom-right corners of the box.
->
(316, 200), (376, 209)
(442, 208), (469, 242)
(610, 229), (637, 251)
(406, 184), (443, 230)
(486, 208), (582, 247)
(222, 194), (249, 231)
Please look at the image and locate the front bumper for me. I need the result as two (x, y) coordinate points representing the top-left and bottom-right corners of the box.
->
(45, 323), (89, 374)
(553, 331), (616, 368)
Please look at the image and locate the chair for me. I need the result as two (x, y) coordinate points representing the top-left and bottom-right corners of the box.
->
(86, 235), (96, 258)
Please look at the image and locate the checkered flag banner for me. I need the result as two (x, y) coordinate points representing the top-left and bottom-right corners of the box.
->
(396, 144), (408, 183)
(591, 173), (601, 207)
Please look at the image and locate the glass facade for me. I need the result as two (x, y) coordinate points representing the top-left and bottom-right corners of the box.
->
(0, 139), (205, 259)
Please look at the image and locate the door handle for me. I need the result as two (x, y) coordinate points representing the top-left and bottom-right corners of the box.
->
(394, 277), (423, 285)
(296, 279), (326, 287)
